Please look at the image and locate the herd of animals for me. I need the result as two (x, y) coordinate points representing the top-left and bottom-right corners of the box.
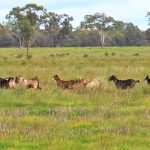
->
(0, 74), (150, 90)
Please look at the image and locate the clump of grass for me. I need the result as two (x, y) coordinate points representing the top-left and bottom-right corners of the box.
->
(112, 52), (115, 56)
(21, 60), (26, 65)
(132, 53), (139, 56)
(105, 52), (109, 56)
(16, 54), (23, 58)
(27, 54), (32, 59)
(83, 54), (88, 58)
(56, 53), (70, 57)
(0, 55), (8, 61)
(3, 56), (7, 61)
(50, 54), (55, 57)
(141, 86), (150, 95)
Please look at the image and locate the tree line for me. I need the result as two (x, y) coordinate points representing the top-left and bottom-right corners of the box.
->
(0, 3), (150, 52)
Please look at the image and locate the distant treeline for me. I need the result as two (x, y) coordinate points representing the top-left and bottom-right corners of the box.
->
(0, 3), (150, 48)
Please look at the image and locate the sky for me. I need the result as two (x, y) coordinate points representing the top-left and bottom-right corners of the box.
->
(0, 0), (150, 31)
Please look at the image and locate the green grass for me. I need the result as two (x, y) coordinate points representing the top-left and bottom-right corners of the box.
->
(0, 47), (150, 150)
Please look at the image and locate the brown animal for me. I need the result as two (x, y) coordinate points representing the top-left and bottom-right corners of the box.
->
(15, 76), (41, 90)
(52, 75), (81, 89)
(69, 78), (87, 89)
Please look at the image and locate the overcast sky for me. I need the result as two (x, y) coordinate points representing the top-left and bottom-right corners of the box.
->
(0, 0), (150, 30)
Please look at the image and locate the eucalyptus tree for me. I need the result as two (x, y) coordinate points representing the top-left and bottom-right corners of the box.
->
(6, 3), (44, 57)
(57, 14), (73, 46)
(0, 24), (6, 35)
(41, 12), (60, 47)
(80, 13), (114, 47)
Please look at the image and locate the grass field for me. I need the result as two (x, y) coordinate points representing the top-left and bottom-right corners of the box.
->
(0, 47), (150, 150)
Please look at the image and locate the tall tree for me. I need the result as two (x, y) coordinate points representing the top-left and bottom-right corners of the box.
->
(124, 22), (146, 46)
(6, 3), (44, 57)
(81, 13), (114, 47)
(0, 24), (6, 35)
(41, 12), (60, 47)
(58, 14), (73, 46)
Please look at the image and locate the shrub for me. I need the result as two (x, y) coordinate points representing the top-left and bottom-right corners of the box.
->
(16, 54), (23, 58)
(112, 52), (115, 56)
(105, 52), (108, 56)
(133, 53), (139, 56)
(83, 54), (88, 58)
(21, 60), (26, 65)
(27, 54), (32, 59)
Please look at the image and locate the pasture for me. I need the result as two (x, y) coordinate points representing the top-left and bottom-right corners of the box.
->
(0, 47), (150, 150)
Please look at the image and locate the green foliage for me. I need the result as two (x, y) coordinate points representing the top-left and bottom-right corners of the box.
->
(27, 54), (32, 59)
(83, 54), (88, 57)
(16, 53), (24, 58)
(105, 52), (108, 56)
(112, 52), (115, 56)
(6, 3), (44, 57)
(3, 7), (149, 47)
(132, 53), (139, 56)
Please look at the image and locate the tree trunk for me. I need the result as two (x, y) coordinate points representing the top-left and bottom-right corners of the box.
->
(98, 30), (106, 48)
(51, 37), (54, 47)
(26, 39), (30, 58)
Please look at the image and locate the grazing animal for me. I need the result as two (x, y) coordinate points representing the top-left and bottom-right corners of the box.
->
(108, 75), (140, 89)
(86, 78), (101, 89)
(0, 77), (16, 88)
(15, 76), (41, 90)
(15, 76), (24, 84)
(144, 75), (150, 84)
(69, 78), (87, 89)
(52, 75), (81, 89)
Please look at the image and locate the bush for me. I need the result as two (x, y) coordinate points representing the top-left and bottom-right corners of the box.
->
(112, 52), (115, 56)
(83, 54), (88, 58)
(21, 60), (26, 65)
(105, 52), (108, 56)
(27, 55), (32, 59)
(16, 54), (23, 58)
(133, 53), (139, 56)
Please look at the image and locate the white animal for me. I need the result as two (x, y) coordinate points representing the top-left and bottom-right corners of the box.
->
(86, 78), (101, 88)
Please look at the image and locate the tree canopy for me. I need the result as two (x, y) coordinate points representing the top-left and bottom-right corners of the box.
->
(0, 3), (149, 48)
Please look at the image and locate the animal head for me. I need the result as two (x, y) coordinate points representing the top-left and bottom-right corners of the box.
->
(108, 75), (117, 81)
(79, 78), (87, 85)
(52, 75), (60, 81)
(8, 77), (16, 88)
(136, 80), (140, 83)
(15, 76), (24, 84)
(144, 75), (149, 81)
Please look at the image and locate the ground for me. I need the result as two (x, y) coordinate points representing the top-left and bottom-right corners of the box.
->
(0, 47), (150, 150)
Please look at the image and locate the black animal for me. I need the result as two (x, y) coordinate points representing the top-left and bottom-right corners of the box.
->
(108, 75), (140, 89)
(144, 75), (150, 84)
(0, 77), (15, 88)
